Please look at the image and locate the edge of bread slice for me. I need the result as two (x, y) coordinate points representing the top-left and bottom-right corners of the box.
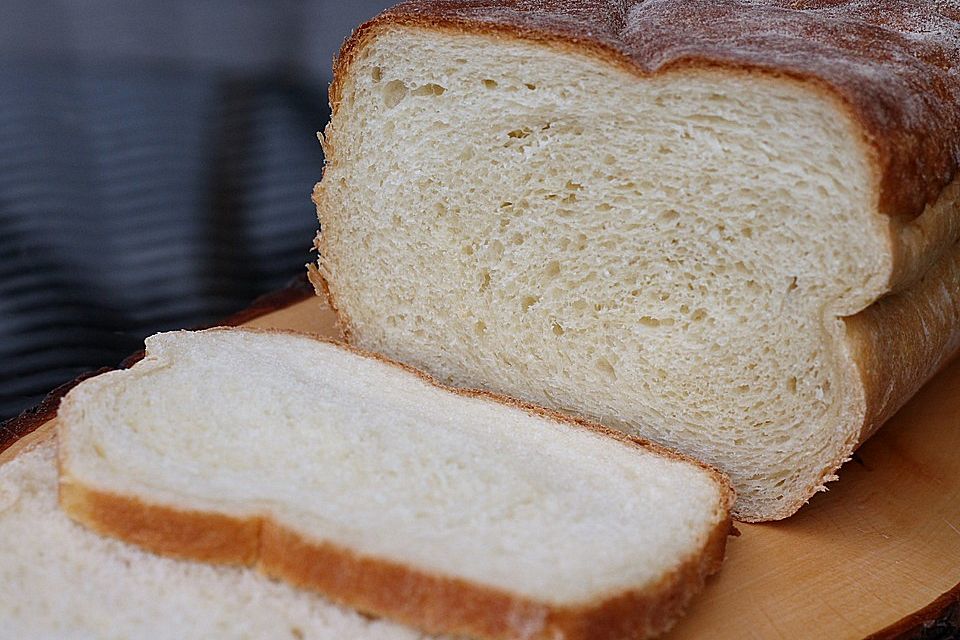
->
(57, 328), (733, 640)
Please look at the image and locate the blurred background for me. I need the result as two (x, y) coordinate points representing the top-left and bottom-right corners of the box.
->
(0, 1), (394, 420)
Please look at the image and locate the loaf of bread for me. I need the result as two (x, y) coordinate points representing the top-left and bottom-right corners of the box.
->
(56, 328), (733, 640)
(311, 0), (960, 521)
(0, 441), (426, 640)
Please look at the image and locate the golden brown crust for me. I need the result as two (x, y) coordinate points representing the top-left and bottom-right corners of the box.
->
(331, 1), (959, 220)
(58, 475), (261, 565)
(56, 327), (733, 640)
(260, 513), (730, 640)
(846, 232), (960, 443)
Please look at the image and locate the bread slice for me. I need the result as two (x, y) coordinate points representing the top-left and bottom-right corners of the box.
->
(57, 328), (733, 640)
(311, 1), (960, 521)
(0, 440), (427, 640)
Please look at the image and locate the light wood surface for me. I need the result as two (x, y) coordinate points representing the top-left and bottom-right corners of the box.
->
(5, 295), (958, 639)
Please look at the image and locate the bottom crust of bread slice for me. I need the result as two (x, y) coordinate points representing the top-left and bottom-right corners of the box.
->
(56, 328), (733, 640)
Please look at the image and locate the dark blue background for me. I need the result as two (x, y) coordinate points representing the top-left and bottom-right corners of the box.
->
(0, 1), (393, 420)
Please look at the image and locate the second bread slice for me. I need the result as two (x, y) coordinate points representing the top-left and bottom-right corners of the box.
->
(57, 329), (733, 640)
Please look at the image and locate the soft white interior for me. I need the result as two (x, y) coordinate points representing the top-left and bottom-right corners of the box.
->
(58, 329), (725, 605)
(0, 443), (424, 640)
(316, 28), (895, 519)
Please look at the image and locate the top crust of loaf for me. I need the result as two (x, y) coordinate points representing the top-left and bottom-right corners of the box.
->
(332, 0), (960, 220)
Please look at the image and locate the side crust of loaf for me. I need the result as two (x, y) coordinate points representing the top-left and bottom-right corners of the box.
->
(847, 225), (960, 441)
(58, 329), (734, 640)
(762, 180), (960, 520)
(776, 225), (960, 522)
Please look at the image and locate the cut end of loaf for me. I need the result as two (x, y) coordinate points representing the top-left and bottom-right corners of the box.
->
(315, 23), (899, 521)
(56, 328), (733, 640)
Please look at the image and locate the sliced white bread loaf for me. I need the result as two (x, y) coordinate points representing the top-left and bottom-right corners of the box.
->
(311, 1), (960, 521)
(57, 329), (733, 640)
(0, 441), (425, 640)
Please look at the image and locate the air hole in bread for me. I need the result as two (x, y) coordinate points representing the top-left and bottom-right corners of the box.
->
(521, 295), (539, 312)
(382, 80), (407, 108)
(596, 357), (617, 379)
(412, 83), (446, 96)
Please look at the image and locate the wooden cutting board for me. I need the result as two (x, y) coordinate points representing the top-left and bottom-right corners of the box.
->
(2, 290), (958, 639)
